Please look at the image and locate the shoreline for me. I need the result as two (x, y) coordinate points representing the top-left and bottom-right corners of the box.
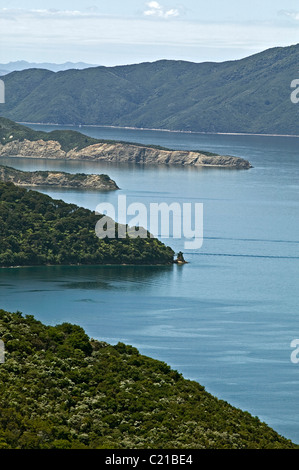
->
(0, 262), (176, 269)
(17, 121), (299, 139)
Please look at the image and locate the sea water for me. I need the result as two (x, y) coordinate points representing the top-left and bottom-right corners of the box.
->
(0, 125), (298, 442)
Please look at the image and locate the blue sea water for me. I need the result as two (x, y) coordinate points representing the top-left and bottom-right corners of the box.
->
(0, 124), (299, 443)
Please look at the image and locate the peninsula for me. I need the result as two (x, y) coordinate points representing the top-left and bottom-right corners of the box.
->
(0, 181), (174, 267)
(0, 118), (252, 169)
(0, 165), (119, 190)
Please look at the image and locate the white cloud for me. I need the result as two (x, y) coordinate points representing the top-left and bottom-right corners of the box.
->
(165, 9), (180, 18)
(144, 2), (180, 19)
(148, 1), (161, 9)
(0, 7), (298, 64)
(279, 10), (299, 21)
(0, 7), (96, 20)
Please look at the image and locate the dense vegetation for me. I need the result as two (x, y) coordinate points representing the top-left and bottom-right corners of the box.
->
(0, 309), (296, 449)
(0, 182), (174, 267)
(1, 44), (298, 135)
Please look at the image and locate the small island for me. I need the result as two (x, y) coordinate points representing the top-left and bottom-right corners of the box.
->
(0, 118), (252, 169)
(174, 251), (188, 264)
(0, 165), (119, 191)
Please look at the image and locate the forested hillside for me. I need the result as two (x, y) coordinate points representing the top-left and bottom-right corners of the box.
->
(1, 44), (299, 134)
(0, 310), (296, 449)
(0, 182), (174, 267)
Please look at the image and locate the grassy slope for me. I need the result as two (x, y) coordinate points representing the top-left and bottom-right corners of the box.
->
(0, 116), (217, 154)
(0, 117), (110, 152)
(0, 309), (296, 449)
(1, 44), (299, 134)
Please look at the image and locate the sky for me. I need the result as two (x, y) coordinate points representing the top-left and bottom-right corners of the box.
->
(0, 0), (299, 66)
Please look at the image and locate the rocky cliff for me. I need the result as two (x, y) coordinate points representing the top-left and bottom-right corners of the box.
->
(0, 139), (252, 169)
(0, 165), (119, 190)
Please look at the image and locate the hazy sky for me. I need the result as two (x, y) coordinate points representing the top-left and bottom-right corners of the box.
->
(0, 0), (299, 65)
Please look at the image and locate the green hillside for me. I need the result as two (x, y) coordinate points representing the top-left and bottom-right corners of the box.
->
(1, 44), (299, 134)
(0, 116), (100, 151)
(0, 309), (296, 449)
(0, 116), (196, 153)
(0, 182), (174, 267)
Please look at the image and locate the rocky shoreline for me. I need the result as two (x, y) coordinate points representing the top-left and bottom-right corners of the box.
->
(0, 139), (252, 169)
(0, 165), (119, 190)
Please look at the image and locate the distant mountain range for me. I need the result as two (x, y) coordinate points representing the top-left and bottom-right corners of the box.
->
(0, 61), (99, 76)
(0, 44), (299, 135)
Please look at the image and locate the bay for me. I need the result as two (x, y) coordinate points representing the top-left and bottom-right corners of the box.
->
(0, 124), (299, 443)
